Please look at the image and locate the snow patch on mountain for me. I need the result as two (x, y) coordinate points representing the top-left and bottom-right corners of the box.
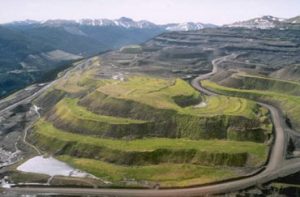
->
(225, 16), (285, 29)
(285, 16), (300, 24)
(165, 22), (205, 31)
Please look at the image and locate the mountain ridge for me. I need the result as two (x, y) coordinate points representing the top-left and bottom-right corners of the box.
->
(225, 15), (300, 29)
(5, 17), (217, 31)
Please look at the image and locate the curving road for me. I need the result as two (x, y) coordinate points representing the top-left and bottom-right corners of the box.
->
(4, 55), (300, 196)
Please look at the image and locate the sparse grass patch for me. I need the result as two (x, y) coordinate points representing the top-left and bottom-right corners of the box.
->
(54, 59), (108, 94)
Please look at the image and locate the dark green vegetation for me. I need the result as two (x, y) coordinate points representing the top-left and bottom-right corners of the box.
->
(0, 24), (81, 97)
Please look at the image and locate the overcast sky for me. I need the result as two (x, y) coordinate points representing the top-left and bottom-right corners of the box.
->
(0, 0), (299, 25)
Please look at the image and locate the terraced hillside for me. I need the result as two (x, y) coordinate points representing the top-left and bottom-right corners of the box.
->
(203, 73), (300, 132)
(38, 76), (271, 141)
(24, 49), (273, 187)
(20, 26), (300, 187)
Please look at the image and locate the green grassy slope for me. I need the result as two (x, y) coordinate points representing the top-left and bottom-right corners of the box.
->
(222, 74), (300, 96)
(203, 77), (300, 131)
(47, 98), (154, 138)
(96, 77), (201, 111)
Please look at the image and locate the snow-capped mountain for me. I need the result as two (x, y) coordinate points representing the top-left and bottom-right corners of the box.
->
(113, 17), (157, 28)
(285, 16), (300, 24)
(77, 17), (157, 29)
(164, 22), (214, 31)
(8, 17), (216, 31)
(225, 16), (285, 29)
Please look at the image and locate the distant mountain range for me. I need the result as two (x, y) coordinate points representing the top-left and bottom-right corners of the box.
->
(8, 17), (216, 31)
(225, 15), (300, 29)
